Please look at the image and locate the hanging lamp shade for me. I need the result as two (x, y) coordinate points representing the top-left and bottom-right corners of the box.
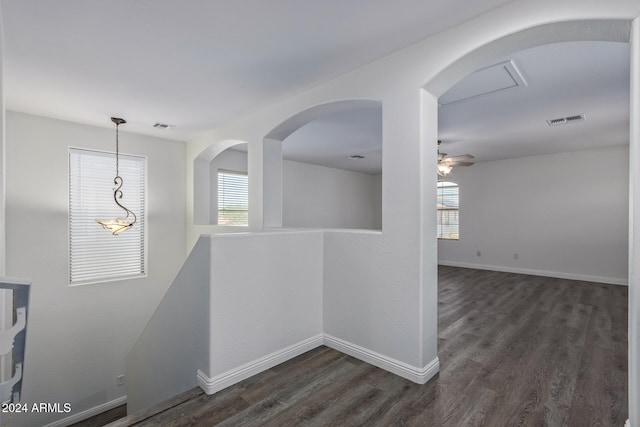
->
(96, 117), (137, 235)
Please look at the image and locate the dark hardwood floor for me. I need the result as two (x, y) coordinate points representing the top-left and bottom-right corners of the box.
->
(100, 266), (627, 426)
(70, 405), (127, 427)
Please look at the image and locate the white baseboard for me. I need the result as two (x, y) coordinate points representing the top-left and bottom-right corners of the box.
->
(197, 333), (440, 395)
(323, 334), (439, 384)
(197, 334), (324, 395)
(438, 261), (628, 286)
(43, 395), (126, 427)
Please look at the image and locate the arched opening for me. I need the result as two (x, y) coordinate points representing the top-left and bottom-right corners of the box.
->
(264, 99), (382, 230)
(423, 19), (636, 424)
(437, 39), (629, 280)
(194, 139), (249, 226)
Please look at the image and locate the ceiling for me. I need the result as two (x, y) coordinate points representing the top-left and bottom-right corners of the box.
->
(1, 2), (630, 173)
(281, 106), (382, 174)
(1, 0), (514, 141)
(277, 40), (630, 174)
(438, 40), (630, 164)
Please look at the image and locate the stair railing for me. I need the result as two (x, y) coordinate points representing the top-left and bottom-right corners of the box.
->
(0, 279), (30, 404)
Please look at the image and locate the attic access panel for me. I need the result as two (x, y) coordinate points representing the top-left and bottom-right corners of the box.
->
(439, 60), (527, 106)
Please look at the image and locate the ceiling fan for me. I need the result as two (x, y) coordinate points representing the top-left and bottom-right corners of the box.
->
(437, 140), (474, 177)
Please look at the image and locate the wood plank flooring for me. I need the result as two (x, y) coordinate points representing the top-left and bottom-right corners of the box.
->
(70, 405), (127, 427)
(103, 266), (628, 426)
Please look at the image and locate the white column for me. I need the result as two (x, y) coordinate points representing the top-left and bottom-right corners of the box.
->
(262, 138), (282, 229)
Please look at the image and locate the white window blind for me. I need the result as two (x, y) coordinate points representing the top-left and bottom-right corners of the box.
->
(218, 169), (248, 226)
(437, 181), (459, 240)
(69, 148), (146, 284)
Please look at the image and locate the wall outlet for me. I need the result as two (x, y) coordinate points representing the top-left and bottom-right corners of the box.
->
(513, 253), (519, 260)
(476, 250), (481, 257)
(117, 375), (125, 387)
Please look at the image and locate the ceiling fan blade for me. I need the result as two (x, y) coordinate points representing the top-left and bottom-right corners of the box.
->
(447, 154), (474, 162)
(447, 161), (474, 167)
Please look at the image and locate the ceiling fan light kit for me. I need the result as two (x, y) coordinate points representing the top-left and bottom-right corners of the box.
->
(437, 162), (453, 177)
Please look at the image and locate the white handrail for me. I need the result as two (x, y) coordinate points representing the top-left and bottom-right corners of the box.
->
(0, 307), (26, 356)
(0, 363), (21, 403)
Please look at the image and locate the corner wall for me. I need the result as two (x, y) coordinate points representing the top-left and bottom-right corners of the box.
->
(184, 2), (640, 424)
(186, 231), (325, 395)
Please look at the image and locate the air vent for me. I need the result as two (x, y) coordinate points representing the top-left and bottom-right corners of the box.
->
(546, 114), (585, 126)
(153, 122), (175, 129)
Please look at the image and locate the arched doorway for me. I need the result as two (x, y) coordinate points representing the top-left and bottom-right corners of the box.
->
(421, 19), (638, 424)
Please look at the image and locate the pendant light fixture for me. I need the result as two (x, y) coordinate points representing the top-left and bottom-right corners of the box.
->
(96, 117), (137, 235)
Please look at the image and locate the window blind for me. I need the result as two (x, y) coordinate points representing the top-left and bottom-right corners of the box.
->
(69, 148), (146, 284)
(437, 181), (459, 240)
(218, 169), (248, 226)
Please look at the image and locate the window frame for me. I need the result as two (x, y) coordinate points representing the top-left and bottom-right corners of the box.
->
(68, 147), (148, 285)
(217, 168), (249, 226)
(437, 180), (459, 240)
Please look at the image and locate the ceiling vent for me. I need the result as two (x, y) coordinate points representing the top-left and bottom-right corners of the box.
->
(546, 114), (585, 126)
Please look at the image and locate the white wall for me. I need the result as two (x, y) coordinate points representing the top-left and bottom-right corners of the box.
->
(4, 112), (186, 427)
(438, 146), (629, 284)
(207, 231), (323, 379)
(283, 161), (381, 229)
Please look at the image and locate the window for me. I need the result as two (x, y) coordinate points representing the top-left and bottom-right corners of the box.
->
(437, 181), (459, 240)
(218, 169), (248, 226)
(69, 148), (146, 284)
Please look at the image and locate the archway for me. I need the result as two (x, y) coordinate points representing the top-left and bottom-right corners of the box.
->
(422, 18), (638, 424)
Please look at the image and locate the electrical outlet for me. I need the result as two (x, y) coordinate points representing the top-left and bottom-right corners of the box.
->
(513, 253), (519, 260)
(476, 250), (481, 257)
(117, 375), (125, 387)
